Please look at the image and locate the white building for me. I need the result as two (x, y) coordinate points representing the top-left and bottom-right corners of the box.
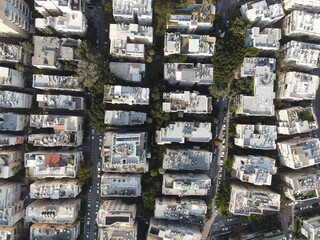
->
(234, 124), (277, 150)
(0, 151), (23, 179)
(104, 110), (146, 126)
(162, 91), (212, 114)
(30, 115), (83, 130)
(240, 57), (276, 77)
(163, 148), (212, 171)
(245, 27), (281, 50)
(240, 0), (284, 25)
(36, 94), (85, 110)
(278, 138), (320, 169)
(242, 229), (286, 240)
(164, 63), (214, 85)
(154, 198), (207, 224)
(0, 135), (24, 147)
(33, 74), (84, 91)
(109, 23), (153, 58)
(283, 0), (320, 11)
(26, 199), (81, 224)
(162, 173), (211, 197)
(30, 179), (81, 199)
(0, 90), (32, 109)
(28, 133), (83, 147)
(0, 42), (29, 64)
(113, 0), (153, 26)
(103, 85), (149, 105)
(284, 11), (320, 39)
(229, 183), (280, 216)
(276, 107), (318, 135)
(277, 72), (319, 100)
(98, 225), (137, 240)
(0, 222), (22, 240)
(232, 155), (277, 186)
(34, 0), (86, 17)
(301, 215), (320, 240)
(0, 67), (25, 88)
(100, 174), (141, 197)
(156, 122), (212, 145)
(109, 62), (145, 82)
(164, 33), (216, 57)
(0, 113), (29, 131)
(281, 40), (320, 69)
(24, 151), (83, 178)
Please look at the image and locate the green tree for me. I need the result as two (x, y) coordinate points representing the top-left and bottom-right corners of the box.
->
(23, 126), (33, 134)
(213, 118), (219, 125)
(19, 41), (34, 54)
(149, 49), (156, 56)
(146, 55), (153, 63)
(168, 54), (187, 63)
(12, 166), (21, 174)
(150, 169), (159, 177)
(102, 2), (115, 27)
(15, 63), (26, 72)
(77, 162), (91, 186)
(229, 104), (239, 114)
(43, 26), (55, 35)
(64, 61), (77, 72)
(146, 117), (153, 124)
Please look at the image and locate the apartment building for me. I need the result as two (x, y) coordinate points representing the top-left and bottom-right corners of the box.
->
(30, 115), (83, 130)
(245, 27), (281, 50)
(109, 62), (145, 82)
(163, 148), (212, 171)
(283, 0), (320, 11)
(229, 183), (280, 216)
(104, 110), (147, 126)
(0, 135), (24, 147)
(300, 215), (320, 240)
(103, 85), (149, 105)
(26, 199), (81, 224)
(154, 198), (207, 224)
(277, 138), (320, 169)
(36, 94), (85, 110)
(164, 63), (214, 85)
(0, 0), (32, 38)
(232, 155), (277, 186)
(33, 74), (84, 91)
(0, 67), (25, 88)
(30, 179), (81, 199)
(242, 229), (286, 240)
(240, 57), (276, 77)
(24, 150), (83, 178)
(234, 124), (277, 150)
(281, 40), (320, 69)
(101, 132), (149, 173)
(282, 168), (320, 202)
(162, 173), (211, 197)
(34, 0), (86, 17)
(276, 107), (318, 135)
(164, 33), (216, 57)
(277, 72), (319, 100)
(100, 174), (142, 197)
(0, 151), (22, 179)
(156, 122), (212, 145)
(28, 130), (83, 147)
(0, 113), (29, 131)
(0, 221), (22, 240)
(0, 42), (29, 64)
(113, 0), (153, 26)
(98, 225), (137, 240)
(0, 90), (32, 109)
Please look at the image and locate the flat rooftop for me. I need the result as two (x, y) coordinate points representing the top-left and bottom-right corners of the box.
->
(101, 174), (141, 197)
(109, 62), (145, 82)
(0, 43), (23, 63)
(33, 74), (84, 91)
(241, 57), (276, 77)
(245, 27), (281, 50)
(30, 115), (83, 131)
(104, 85), (150, 105)
(28, 131), (83, 147)
(0, 113), (29, 131)
(37, 94), (85, 110)
(0, 90), (32, 109)
(104, 111), (146, 126)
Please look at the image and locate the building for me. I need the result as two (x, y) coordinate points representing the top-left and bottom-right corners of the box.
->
(28, 131), (83, 147)
(240, 57), (276, 77)
(162, 91), (212, 114)
(234, 124), (277, 150)
(26, 199), (81, 224)
(282, 168), (320, 202)
(162, 173), (211, 197)
(101, 174), (141, 198)
(300, 215), (320, 240)
(36, 94), (85, 110)
(242, 229), (286, 240)
(32, 36), (81, 69)
(277, 72), (319, 100)
(163, 148), (212, 171)
(164, 63), (214, 85)
(0, 181), (25, 226)
(98, 225), (137, 240)
(0, 151), (22, 179)
(24, 150), (83, 178)
(164, 33), (216, 57)
(109, 23), (153, 58)
(0, 135), (24, 147)
(147, 218), (201, 240)
(245, 27), (281, 50)
(30, 115), (83, 131)
(0, 222), (22, 240)
(0, 42), (29, 64)
(277, 138), (320, 169)
(34, 0), (86, 17)
(232, 155), (277, 186)
(104, 110), (146, 126)
(167, 0), (214, 33)
(109, 62), (145, 82)
(154, 198), (207, 224)
(283, 0), (320, 11)
(33, 74), (84, 91)
(113, 0), (152, 25)
(30, 179), (81, 199)
(0, 0), (32, 38)
(276, 107), (318, 135)
(0, 90), (32, 109)
(0, 67), (25, 88)
(0, 113), (29, 131)
(103, 85), (149, 105)
(30, 221), (80, 240)
(240, 0), (284, 25)
(229, 183), (280, 216)
(156, 122), (212, 145)
(284, 11), (320, 39)
(101, 132), (149, 173)
(281, 40), (320, 69)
